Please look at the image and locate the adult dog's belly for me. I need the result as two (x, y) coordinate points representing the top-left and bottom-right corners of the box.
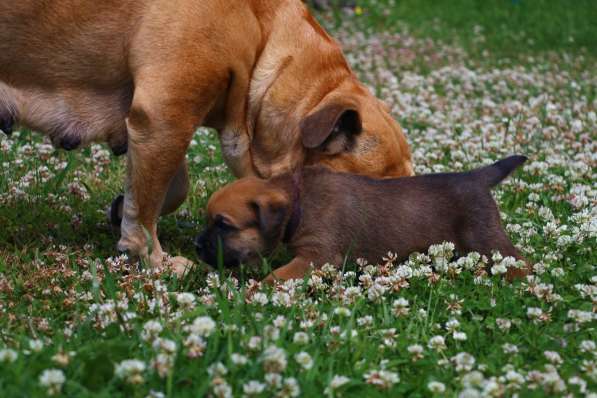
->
(0, 81), (132, 154)
(0, 0), (141, 153)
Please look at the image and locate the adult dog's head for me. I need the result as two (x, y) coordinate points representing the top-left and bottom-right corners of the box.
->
(227, 3), (413, 179)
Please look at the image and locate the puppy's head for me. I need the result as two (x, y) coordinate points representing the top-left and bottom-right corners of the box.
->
(195, 177), (290, 268)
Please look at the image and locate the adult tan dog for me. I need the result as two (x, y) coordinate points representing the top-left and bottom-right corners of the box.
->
(0, 0), (412, 269)
(197, 157), (530, 282)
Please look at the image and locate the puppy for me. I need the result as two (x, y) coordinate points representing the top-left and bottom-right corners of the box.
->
(196, 156), (530, 282)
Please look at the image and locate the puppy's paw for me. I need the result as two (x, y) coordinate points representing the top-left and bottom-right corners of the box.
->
(168, 256), (195, 277)
(263, 272), (277, 285)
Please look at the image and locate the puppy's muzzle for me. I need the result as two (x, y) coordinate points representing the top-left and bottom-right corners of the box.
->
(194, 231), (209, 259)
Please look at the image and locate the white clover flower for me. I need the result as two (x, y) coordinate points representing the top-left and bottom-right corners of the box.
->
(551, 267), (565, 277)
(357, 315), (374, 327)
(544, 351), (563, 365)
(445, 318), (460, 331)
(568, 309), (595, 324)
(29, 339), (44, 353)
(212, 381), (232, 398)
(502, 343), (519, 354)
(52, 351), (71, 367)
(151, 353), (174, 378)
(364, 369), (400, 389)
(408, 344), (424, 361)
(496, 318), (512, 332)
(340, 329), (358, 341)
(568, 376), (587, 394)
(334, 307), (351, 317)
(581, 360), (597, 381)
(265, 372), (282, 388)
(273, 315), (288, 328)
(243, 380), (265, 395)
(280, 377), (301, 397)
(184, 334), (206, 358)
(146, 390), (166, 398)
(458, 387), (481, 398)
(504, 369), (525, 389)
(176, 292), (196, 309)
(206, 272), (221, 289)
(261, 345), (287, 373)
(207, 362), (228, 378)
(293, 332), (310, 345)
(325, 375), (350, 395)
(462, 370), (485, 389)
(452, 352), (476, 372)
(367, 282), (386, 302)
(428, 335), (447, 352)
(152, 338), (177, 355)
(481, 379), (504, 396)
(580, 340), (596, 353)
(252, 292), (269, 306)
(453, 331), (468, 341)
(0, 348), (18, 363)
(230, 353), (248, 365)
(526, 307), (544, 322)
(188, 316), (217, 337)
(114, 359), (146, 385)
(392, 298), (410, 317)
(141, 320), (163, 342)
(428, 381), (446, 393)
(428, 241), (456, 272)
(247, 336), (262, 351)
(264, 325), (280, 342)
(39, 369), (66, 396)
(491, 262), (507, 275)
(294, 351), (313, 370)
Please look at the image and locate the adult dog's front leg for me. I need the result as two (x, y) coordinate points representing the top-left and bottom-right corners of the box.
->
(109, 161), (189, 227)
(117, 84), (210, 270)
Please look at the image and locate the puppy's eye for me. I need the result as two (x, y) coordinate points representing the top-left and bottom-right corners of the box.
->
(214, 215), (236, 231)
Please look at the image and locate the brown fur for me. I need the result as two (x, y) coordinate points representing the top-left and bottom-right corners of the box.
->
(0, 0), (412, 268)
(198, 156), (531, 282)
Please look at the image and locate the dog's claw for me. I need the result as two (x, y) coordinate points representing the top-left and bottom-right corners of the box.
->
(0, 114), (14, 135)
(60, 135), (81, 150)
(110, 141), (128, 156)
(109, 194), (124, 227)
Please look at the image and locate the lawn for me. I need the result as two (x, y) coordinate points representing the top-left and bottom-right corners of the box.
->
(1, 2), (596, 397)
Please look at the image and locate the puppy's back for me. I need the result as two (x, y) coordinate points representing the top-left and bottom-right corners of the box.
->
(294, 157), (526, 261)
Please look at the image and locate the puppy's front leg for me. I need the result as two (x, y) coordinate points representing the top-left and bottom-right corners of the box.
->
(263, 257), (313, 284)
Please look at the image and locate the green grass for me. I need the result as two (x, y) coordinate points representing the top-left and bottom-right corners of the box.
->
(1, 5), (596, 398)
(346, 0), (597, 58)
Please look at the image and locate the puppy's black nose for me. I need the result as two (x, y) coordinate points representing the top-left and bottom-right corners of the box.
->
(194, 234), (205, 253)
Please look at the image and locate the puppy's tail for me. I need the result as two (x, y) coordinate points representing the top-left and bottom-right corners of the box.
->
(475, 155), (527, 187)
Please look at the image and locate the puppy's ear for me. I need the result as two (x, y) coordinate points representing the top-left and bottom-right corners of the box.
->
(300, 101), (362, 155)
(251, 191), (289, 243)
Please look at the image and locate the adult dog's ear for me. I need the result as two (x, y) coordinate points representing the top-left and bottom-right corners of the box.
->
(300, 101), (362, 155)
(250, 191), (289, 243)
